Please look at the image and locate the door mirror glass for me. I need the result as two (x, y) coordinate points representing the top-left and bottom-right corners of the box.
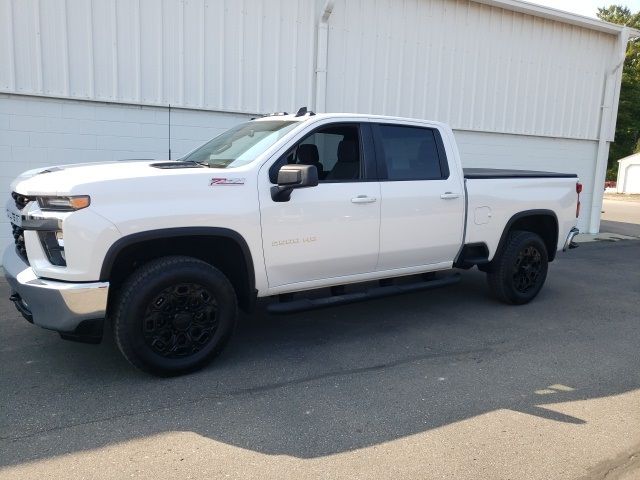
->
(271, 164), (319, 201)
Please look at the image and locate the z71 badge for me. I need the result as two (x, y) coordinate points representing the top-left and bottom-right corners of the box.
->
(209, 178), (245, 186)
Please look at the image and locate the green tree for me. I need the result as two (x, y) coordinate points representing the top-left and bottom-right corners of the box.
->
(597, 6), (640, 179)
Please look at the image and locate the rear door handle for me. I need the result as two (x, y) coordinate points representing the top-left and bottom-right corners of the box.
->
(440, 192), (461, 200)
(351, 195), (377, 204)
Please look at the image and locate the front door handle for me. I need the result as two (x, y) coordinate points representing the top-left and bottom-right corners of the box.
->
(440, 192), (461, 200)
(351, 195), (377, 204)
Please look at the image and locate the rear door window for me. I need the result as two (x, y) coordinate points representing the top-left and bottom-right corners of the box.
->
(373, 124), (448, 180)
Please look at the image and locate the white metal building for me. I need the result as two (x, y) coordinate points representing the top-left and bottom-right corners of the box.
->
(1, 0), (638, 252)
(616, 153), (640, 193)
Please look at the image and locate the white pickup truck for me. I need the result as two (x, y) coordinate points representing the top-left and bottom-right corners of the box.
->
(4, 110), (581, 375)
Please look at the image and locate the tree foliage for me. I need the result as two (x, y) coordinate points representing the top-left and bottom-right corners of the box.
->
(597, 6), (640, 179)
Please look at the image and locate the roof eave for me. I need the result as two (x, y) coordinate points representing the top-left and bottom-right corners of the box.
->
(473, 0), (638, 36)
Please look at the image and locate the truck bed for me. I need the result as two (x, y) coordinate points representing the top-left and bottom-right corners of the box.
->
(463, 168), (578, 179)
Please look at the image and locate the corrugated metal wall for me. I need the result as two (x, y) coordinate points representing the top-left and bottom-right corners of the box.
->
(0, 0), (620, 142)
(325, 0), (618, 141)
(0, 0), (317, 114)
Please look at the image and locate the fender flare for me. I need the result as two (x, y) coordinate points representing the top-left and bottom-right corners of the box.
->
(99, 227), (256, 301)
(493, 209), (559, 262)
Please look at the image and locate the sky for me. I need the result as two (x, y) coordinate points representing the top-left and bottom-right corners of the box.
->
(530, 0), (640, 18)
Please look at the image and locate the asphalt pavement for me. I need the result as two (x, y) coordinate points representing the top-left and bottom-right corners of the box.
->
(1, 240), (639, 479)
(601, 198), (640, 238)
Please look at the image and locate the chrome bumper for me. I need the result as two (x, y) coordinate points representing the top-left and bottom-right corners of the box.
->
(563, 227), (580, 252)
(2, 246), (109, 333)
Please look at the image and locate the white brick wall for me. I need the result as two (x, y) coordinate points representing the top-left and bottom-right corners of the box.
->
(0, 94), (251, 252)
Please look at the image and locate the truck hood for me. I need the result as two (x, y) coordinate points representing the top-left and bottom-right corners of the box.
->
(10, 159), (209, 196)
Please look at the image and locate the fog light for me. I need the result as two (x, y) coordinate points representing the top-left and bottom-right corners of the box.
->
(56, 231), (66, 261)
(38, 230), (66, 266)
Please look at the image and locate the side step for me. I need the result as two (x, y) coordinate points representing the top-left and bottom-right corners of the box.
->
(266, 273), (461, 315)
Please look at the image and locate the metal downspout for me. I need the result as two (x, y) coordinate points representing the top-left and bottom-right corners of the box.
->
(589, 27), (630, 233)
(315, 0), (335, 113)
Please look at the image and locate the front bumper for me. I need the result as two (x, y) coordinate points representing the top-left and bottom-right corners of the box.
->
(563, 227), (580, 252)
(2, 245), (109, 333)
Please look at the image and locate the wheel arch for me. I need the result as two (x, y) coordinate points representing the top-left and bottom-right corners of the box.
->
(101, 227), (256, 312)
(494, 209), (559, 262)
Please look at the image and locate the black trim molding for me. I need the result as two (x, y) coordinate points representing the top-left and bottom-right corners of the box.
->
(99, 227), (256, 297)
(495, 209), (559, 262)
(464, 168), (578, 179)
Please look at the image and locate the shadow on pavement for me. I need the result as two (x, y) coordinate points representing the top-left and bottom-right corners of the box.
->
(1, 241), (639, 464)
(600, 219), (640, 237)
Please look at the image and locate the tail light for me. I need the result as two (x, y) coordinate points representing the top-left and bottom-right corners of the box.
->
(576, 182), (582, 218)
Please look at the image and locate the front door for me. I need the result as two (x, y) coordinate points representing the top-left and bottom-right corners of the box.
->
(258, 122), (380, 288)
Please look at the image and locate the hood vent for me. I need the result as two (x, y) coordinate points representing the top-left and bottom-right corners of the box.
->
(36, 166), (62, 175)
(150, 161), (205, 169)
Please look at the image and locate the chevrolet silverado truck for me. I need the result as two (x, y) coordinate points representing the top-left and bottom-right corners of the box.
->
(4, 110), (581, 376)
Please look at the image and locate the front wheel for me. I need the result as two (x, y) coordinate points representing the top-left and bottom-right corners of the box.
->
(486, 231), (549, 305)
(113, 256), (237, 376)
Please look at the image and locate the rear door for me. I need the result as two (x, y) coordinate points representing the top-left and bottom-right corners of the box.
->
(372, 123), (464, 270)
(258, 122), (381, 288)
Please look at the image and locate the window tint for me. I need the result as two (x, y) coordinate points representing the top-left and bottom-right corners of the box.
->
(376, 125), (443, 180)
(292, 125), (361, 181)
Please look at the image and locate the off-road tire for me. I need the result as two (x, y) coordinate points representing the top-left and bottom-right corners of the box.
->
(113, 256), (237, 376)
(487, 230), (549, 305)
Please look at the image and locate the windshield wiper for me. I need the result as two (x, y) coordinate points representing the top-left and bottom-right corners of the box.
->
(181, 160), (210, 167)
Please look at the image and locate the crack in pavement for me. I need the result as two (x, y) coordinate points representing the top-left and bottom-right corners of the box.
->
(579, 443), (640, 480)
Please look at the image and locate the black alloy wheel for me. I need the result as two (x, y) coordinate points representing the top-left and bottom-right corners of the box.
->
(143, 282), (219, 358)
(512, 245), (543, 294)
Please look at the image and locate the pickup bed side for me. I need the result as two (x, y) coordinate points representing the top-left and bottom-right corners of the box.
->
(463, 172), (578, 262)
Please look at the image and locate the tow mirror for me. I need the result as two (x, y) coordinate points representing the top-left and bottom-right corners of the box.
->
(271, 164), (319, 202)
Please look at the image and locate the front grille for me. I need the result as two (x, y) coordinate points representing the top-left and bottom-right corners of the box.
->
(11, 223), (28, 263)
(10, 192), (32, 263)
(11, 191), (34, 210)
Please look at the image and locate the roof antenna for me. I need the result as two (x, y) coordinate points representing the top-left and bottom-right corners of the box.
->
(168, 104), (172, 160)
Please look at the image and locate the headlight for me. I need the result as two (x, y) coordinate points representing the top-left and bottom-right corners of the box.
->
(37, 195), (90, 211)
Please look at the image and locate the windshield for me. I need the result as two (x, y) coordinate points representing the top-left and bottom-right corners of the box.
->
(181, 120), (299, 168)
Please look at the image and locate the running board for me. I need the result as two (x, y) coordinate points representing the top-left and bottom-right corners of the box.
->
(267, 274), (461, 315)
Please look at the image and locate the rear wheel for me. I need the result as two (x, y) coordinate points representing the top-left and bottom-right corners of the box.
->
(113, 256), (237, 376)
(487, 230), (548, 305)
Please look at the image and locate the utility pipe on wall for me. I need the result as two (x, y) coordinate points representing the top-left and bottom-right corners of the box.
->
(315, 0), (335, 113)
(589, 27), (630, 234)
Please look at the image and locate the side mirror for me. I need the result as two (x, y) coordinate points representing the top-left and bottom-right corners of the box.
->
(271, 164), (319, 202)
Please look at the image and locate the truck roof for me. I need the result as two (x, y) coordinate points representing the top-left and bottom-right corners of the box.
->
(252, 112), (449, 129)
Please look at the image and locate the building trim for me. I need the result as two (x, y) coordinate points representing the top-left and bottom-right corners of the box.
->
(588, 27), (631, 234)
(1, 91), (606, 143)
(475, 0), (640, 36)
(0, 91), (259, 118)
